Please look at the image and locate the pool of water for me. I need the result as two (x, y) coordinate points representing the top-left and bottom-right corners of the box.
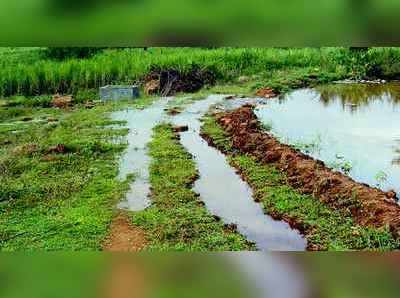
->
(111, 99), (170, 211)
(255, 83), (400, 196)
(230, 253), (310, 298)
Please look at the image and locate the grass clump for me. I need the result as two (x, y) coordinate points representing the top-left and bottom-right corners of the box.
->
(201, 116), (400, 251)
(131, 124), (254, 251)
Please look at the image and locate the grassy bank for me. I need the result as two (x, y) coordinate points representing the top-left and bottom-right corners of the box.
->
(0, 98), (154, 251)
(1, 47), (400, 97)
(201, 116), (400, 251)
(130, 124), (254, 251)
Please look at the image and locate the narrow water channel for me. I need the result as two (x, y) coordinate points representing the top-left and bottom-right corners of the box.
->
(255, 83), (400, 196)
(111, 99), (170, 211)
(172, 95), (307, 251)
(230, 253), (310, 298)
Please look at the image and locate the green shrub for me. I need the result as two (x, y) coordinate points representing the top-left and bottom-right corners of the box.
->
(5, 96), (52, 108)
(43, 47), (104, 60)
(73, 89), (99, 103)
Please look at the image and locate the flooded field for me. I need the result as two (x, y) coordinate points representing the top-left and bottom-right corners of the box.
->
(255, 83), (400, 196)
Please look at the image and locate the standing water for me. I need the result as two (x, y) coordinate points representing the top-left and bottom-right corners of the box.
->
(172, 95), (306, 250)
(255, 83), (400, 196)
(111, 99), (169, 211)
(230, 252), (310, 298)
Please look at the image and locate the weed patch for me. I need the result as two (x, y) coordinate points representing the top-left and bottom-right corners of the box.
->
(0, 98), (155, 251)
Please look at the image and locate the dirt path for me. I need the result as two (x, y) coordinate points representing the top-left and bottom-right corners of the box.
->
(101, 256), (148, 298)
(213, 106), (400, 237)
(103, 213), (147, 252)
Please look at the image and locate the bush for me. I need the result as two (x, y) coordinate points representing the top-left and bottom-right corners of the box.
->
(5, 96), (52, 108)
(73, 89), (99, 103)
(44, 47), (103, 60)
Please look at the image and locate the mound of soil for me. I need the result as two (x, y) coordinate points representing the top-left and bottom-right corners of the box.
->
(214, 106), (400, 237)
(144, 66), (216, 96)
(255, 87), (278, 98)
(51, 94), (72, 108)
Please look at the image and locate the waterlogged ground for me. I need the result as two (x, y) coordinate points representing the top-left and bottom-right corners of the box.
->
(112, 95), (306, 250)
(113, 87), (400, 251)
(255, 83), (400, 196)
(172, 96), (306, 250)
(3, 84), (399, 252)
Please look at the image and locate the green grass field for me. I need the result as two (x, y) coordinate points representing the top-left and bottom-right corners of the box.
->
(0, 98), (154, 251)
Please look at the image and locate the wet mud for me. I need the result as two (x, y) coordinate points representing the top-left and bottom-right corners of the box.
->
(213, 106), (400, 237)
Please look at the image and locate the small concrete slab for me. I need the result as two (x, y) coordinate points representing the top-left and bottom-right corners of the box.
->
(100, 85), (140, 101)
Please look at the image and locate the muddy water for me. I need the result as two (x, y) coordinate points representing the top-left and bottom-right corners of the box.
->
(111, 99), (169, 211)
(255, 83), (400, 196)
(172, 95), (306, 251)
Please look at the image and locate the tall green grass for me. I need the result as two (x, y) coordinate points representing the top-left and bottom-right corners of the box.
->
(0, 47), (400, 97)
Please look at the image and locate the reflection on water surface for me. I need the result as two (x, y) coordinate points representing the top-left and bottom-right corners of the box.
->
(255, 83), (400, 196)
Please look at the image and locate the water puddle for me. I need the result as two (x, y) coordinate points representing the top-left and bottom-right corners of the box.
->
(172, 95), (307, 251)
(230, 253), (310, 298)
(111, 99), (170, 211)
(255, 83), (400, 196)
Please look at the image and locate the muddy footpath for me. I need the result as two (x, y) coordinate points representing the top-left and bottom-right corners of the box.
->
(210, 106), (400, 238)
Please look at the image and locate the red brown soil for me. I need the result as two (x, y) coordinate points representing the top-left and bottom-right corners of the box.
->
(103, 214), (147, 252)
(213, 106), (400, 237)
(46, 143), (68, 154)
(51, 94), (72, 108)
(101, 258), (148, 298)
(255, 88), (278, 98)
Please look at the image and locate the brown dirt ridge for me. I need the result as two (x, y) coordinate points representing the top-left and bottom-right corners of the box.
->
(212, 105), (400, 237)
(103, 213), (147, 252)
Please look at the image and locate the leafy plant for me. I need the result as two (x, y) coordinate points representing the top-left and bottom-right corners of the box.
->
(328, 156), (353, 175)
(375, 170), (388, 188)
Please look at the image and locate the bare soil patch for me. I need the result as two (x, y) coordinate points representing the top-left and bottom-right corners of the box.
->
(51, 94), (72, 108)
(103, 213), (147, 252)
(213, 106), (400, 237)
(101, 258), (148, 298)
(255, 87), (278, 98)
